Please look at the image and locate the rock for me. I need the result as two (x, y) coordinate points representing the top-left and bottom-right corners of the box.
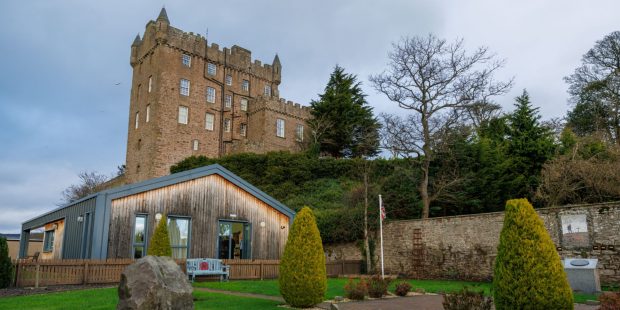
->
(585, 300), (600, 306)
(334, 296), (344, 302)
(117, 256), (193, 310)
(330, 303), (340, 310)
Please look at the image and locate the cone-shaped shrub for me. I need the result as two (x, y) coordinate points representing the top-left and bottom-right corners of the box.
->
(279, 206), (327, 308)
(494, 199), (573, 310)
(149, 216), (172, 257)
(0, 237), (13, 288)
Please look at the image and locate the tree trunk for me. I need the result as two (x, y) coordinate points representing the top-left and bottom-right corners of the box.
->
(420, 112), (432, 219)
(363, 164), (372, 273)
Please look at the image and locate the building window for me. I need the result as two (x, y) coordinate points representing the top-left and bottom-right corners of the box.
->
(225, 95), (232, 108)
(224, 119), (231, 132)
(205, 113), (215, 131)
(240, 99), (248, 111)
(146, 105), (150, 123)
(206, 87), (216, 103)
(242, 79), (249, 91)
(264, 85), (271, 96)
(178, 106), (189, 124)
(135, 112), (139, 129)
(180, 79), (190, 96)
(182, 54), (191, 67)
(137, 84), (141, 100)
(225, 74), (232, 86)
(43, 230), (55, 252)
(296, 124), (304, 142)
(193, 140), (199, 151)
(148, 76), (153, 92)
(240, 123), (247, 136)
(276, 118), (285, 138)
(207, 63), (217, 76)
(168, 216), (190, 259)
(133, 215), (147, 259)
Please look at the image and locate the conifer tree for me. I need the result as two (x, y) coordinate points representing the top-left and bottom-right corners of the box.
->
(279, 206), (327, 308)
(494, 199), (573, 309)
(310, 66), (380, 158)
(149, 216), (172, 257)
(0, 237), (13, 288)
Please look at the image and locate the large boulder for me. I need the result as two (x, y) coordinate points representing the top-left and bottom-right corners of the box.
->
(117, 256), (193, 310)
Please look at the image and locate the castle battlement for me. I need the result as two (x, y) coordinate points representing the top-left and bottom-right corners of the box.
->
(251, 96), (311, 119)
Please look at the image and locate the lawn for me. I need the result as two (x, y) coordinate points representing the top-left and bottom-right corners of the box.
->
(0, 288), (282, 310)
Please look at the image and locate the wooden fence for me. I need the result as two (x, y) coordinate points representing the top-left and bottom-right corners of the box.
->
(14, 259), (361, 288)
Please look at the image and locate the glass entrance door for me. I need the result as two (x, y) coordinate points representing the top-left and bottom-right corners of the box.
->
(218, 221), (251, 259)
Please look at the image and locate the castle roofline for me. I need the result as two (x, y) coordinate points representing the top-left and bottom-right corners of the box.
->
(157, 7), (169, 23)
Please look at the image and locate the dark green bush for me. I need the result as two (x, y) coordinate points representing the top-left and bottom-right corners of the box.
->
(0, 237), (13, 288)
(442, 287), (493, 310)
(394, 281), (412, 296)
(344, 278), (368, 300)
(493, 199), (573, 310)
(279, 207), (327, 308)
(367, 275), (391, 298)
(149, 216), (171, 257)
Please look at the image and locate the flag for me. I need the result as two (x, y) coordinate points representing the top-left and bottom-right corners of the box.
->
(380, 203), (386, 221)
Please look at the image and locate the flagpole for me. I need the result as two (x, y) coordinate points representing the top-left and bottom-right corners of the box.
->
(379, 194), (385, 279)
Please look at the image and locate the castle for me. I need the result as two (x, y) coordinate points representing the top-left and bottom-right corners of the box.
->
(125, 8), (311, 183)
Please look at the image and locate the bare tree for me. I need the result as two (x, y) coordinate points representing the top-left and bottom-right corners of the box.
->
(370, 34), (512, 218)
(61, 171), (109, 203)
(307, 114), (334, 155)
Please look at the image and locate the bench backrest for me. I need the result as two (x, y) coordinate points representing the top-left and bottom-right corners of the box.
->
(187, 258), (225, 272)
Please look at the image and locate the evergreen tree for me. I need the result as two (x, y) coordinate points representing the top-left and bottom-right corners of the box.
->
(149, 216), (172, 257)
(310, 66), (380, 158)
(0, 237), (13, 288)
(279, 206), (327, 308)
(505, 90), (555, 201)
(494, 199), (573, 309)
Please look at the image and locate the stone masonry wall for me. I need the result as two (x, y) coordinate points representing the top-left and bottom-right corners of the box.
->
(379, 202), (620, 284)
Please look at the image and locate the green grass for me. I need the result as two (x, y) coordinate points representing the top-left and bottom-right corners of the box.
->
(0, 287), (283, 310)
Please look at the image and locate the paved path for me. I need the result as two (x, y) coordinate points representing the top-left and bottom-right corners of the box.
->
(194, 287), (284, 302)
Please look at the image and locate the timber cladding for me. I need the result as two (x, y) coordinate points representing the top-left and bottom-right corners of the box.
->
(107, 174), (290, 259)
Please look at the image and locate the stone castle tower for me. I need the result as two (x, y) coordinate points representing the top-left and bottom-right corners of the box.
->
(125, 8), (311, 183)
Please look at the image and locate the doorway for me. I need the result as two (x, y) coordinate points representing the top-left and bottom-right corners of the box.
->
(218, 221), (251, 259)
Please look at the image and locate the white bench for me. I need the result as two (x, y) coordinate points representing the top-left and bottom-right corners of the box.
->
(186, 258), (230, 282)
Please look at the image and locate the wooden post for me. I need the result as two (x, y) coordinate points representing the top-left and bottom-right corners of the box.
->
(259, 261), (263, 280)
(341, 260), (345, 276)
(35, 263), (40, 288)
(83, 262), (89, 285)
(13, 261), (19, 287)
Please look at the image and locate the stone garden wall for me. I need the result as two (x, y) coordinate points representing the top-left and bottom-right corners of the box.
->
(379, 202), (620, 284)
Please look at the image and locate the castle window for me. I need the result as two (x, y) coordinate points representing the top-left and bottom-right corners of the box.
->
(205, 113), (215, 131)
(207, 63), (217, 76)
(276, 118), (285, 138)
(148, 76), (153, 92)
(224, 119), (231, 132)
(146, 105), (150, 123)
(242, 80), (249, 92)
(240, 99), (248, 111)
(296, 124), (304, 142)
(180, 79), (190, 96)
(137, 84), (141, 100)
(178, 106), (189, 124)
(225, 95), (232, 108)
(135, 112), (139, 129)
(264, 85), (271, 96)
(193, 140), (199, 151)
(206, 87), (216, 103)
(182, 54), (191, 67)
(240, 123), (247, 136)
(225, 74), (232, 86)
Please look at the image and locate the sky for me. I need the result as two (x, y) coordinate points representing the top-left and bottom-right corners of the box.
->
(0, 0), (618, 233)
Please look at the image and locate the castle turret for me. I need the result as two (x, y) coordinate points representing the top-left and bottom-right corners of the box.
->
(272, 54), (281, 85)
(155, 7), (169, 43)
(130, 33), (141, 67)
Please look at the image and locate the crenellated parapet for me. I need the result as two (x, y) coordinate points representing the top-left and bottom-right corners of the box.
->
(250, 96), (312, 120)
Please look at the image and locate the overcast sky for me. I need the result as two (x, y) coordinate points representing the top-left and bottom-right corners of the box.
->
(0, 0), (618, 233)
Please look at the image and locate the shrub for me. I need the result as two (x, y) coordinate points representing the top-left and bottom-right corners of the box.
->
(367, 275), (391, 298)
(0, 237), (13, 288)
(344, 278), (368, 300)
(442, 287), (493, 310)
(394, 281), (412, 296)
(493, 199), (573, 310)
(149, 216), (172, 257)
(279, 207), (327, 308)
(599, 290), (620, 310)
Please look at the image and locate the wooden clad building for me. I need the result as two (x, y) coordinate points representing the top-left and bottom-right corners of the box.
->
(19, 164), (295, 260)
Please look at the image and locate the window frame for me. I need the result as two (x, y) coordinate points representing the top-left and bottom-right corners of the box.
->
(296, 124), (304, 142)
(135, 112), (139, 129)
(276, 118), (285, 138)
(224, 118), (231, 132)
(225, 74), (232, 86)
(146, 105), (150, 123)
(131, 214), (148, 259)
(43, 229), (55, 253)
(180, 79), (190, 96)
(182, 54), (191, 67)
(240, 99), (248, 111)
(178, 106), (189, 124)
(207, 63), (217, 76)
(148, 76), (153, 92)
(193, 139), (199, 151)
(240, 123), (247, 136)
(225, 94), (232, 108)
(206, 87), (216, 103)
(205, 113), (215, 131)
(167, 215), (191, 259)
(264, 85), (271, 96)
(242, 79), (249, 92)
